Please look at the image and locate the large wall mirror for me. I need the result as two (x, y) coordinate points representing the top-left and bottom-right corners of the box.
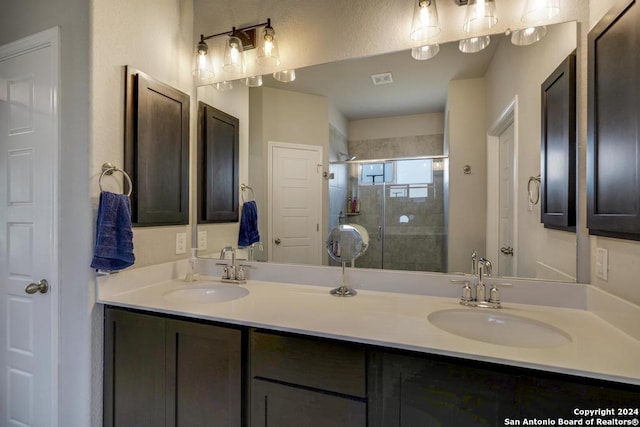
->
(197, 21), (578, 282)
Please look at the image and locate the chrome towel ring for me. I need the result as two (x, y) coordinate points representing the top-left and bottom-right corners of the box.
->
(99, 162), (133, 197)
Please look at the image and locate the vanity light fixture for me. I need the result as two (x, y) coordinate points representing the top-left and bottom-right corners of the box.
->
(459, 35), (491, 53)
(214, 80), (234, 91)
(410, 0), (441, 41)
(521, 0), (560, 23)
(511, 25), (547, 46)
(223, 29), (245, 73)
(463, 0), (498, 33)
(244, 75), (263, 87)
(411, 43), (440, 60)
(256, 19), (280, 65)
(192, 18), (279, 81)
(273, 69), (296, 82)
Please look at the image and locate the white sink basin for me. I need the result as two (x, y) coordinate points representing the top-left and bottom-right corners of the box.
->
(428, 309), (572, 348)
(163, 284), (249, 304)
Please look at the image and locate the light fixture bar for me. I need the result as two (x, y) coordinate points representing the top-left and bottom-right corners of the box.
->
(200, 20), (270, 46)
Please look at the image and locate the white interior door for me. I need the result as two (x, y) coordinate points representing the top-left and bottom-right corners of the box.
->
(0, 28), (59, 427)
(498, 123), (516, 277)
(268, 142), (322, 265)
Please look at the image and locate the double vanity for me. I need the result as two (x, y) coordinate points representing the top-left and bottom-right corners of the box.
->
(98, 260), (640, 426)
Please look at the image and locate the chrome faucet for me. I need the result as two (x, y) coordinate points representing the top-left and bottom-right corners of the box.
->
(247, 242), (264, 261)
(218, 246), (246, 284)
(452, 255), (510, 309)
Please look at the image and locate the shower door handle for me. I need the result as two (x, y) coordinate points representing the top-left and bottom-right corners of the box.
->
(378, 226), (382, 241)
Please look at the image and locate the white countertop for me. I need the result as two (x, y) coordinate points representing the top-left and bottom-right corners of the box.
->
(96, 268), (640, 386)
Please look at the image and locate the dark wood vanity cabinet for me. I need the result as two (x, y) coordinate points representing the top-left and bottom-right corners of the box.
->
(104, 307), (243, 427)
(588, 0), (640, 239)
(368, 349), (640, 427)
(104, 309), (640, 427)
(249, 331), (367, 427)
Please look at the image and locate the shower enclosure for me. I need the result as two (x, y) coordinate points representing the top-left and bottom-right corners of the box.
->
(329, 157), (447, 272)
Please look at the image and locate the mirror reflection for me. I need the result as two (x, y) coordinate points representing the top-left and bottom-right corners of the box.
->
(198, 21), (578, 282)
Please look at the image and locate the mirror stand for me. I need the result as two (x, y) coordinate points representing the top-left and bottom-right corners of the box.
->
(330, 262), (357, 297)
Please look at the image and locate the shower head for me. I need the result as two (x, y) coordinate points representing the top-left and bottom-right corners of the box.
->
(338, 152), (357, 161)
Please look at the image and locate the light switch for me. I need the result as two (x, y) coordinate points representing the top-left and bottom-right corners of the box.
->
(175, 232), (187, 255)
(596, 247), (608, 281)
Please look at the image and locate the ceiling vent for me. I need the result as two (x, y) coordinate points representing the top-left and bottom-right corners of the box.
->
(454, 0), (469, 5)
(371, 72), (394, 86)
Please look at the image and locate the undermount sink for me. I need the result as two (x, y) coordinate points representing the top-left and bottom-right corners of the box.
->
(428, 309), (572, 348)
(163, 283), (249, 304)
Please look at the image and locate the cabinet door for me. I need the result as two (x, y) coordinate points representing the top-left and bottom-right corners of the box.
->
(251, 379), (366, 427)
(541, 53), (576, 231)
(587, 0), (640, 239)
(165, 319), (243, 427)
(369, 351), (517, 427)
(104, 308), (167, 427)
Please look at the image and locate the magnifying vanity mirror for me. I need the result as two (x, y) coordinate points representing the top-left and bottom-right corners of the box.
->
(196, 20), (579, 283)
(325, 224), (370, 296)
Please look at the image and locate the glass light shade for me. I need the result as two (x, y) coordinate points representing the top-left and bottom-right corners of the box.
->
(410, 0), (441, 42)
(459, 36), (491, 53)
(214, 80), (233, 91)
(192, 40), (215, 82)
(245, 75), (263, 87)
(411, 44), (440, 60)
(463, 0), (498, 33)
(256, 25), (280, 65)
(223, 35), (244, 73)
(521, 0), (560, 23)
(511, 26), (547, 46)
(273, 69), (296, 83)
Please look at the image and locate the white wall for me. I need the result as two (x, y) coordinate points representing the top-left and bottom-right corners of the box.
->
(484, 22), (578, 280)
(446, 79), (487, 274)
(248, 86), (330, 260)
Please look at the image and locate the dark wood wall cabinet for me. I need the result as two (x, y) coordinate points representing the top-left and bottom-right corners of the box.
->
(588, 0), (640, 239)
(104, 307), (640, 427)
(124, 67), (190, 226)
(198, 102), (240, 223)
(541, 53), (576, 231)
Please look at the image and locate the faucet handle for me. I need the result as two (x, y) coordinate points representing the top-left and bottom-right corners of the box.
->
(488, 282), (512, 305)
(450, 280), (473, 303)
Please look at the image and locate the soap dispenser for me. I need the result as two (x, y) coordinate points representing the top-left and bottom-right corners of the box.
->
(185, 248), (200, 282)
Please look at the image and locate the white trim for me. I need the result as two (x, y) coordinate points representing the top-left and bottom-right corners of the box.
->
(267, 141), (323, 264)
(0, 26), (61, 426)
(487, 96), (519, 277)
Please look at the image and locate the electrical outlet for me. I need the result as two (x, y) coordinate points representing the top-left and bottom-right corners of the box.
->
(197, 230), (207, 250)
(175, 232), (187, 255)
(596, 247), (608, 281)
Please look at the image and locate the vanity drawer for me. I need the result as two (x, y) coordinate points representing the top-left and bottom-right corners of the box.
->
(250, 330), (366, 398)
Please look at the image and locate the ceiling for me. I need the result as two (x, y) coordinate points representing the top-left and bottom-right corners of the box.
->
(260, 36), (501, 120)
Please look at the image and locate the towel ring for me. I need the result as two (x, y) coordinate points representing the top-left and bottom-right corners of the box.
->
(527, 174), (540, 205)
(241, 183), (254, 203)
(99, 162), (133, 197)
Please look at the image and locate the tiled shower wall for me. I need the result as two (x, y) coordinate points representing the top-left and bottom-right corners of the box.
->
(344, 133), (447, 272)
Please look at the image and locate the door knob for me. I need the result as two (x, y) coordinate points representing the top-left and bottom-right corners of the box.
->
(25, 279), (49, 295)
(274, 238), (281, 245)
(500, 246), (514, 256)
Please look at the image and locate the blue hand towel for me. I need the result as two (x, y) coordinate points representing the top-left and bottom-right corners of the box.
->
(238, 200), (260, 247)
(91, 191), (135, 272)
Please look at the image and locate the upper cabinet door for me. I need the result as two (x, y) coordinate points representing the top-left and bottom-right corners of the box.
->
(125, 67), (190, 226)
(588, 0), (640, 240)
(541, 53), (576, 231)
